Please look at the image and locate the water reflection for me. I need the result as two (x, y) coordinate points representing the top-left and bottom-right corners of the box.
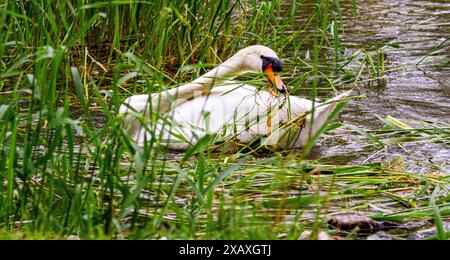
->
(282, 0), (450, 172)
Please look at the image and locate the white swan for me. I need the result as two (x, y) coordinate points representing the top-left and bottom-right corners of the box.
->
(118, 45), (352, 150)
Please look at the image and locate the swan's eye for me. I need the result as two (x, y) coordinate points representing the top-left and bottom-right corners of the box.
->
(261, 55), (283, 72)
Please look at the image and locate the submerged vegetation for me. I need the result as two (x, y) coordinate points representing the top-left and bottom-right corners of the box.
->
(0, 0), (449, 239)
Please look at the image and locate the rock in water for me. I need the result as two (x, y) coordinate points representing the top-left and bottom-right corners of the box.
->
(328, 212), (384, 233)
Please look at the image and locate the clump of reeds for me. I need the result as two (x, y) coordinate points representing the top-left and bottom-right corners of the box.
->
(0, 0), (448, 240)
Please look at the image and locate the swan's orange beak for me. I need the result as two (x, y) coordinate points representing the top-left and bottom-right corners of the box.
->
(264, 64), (287, 93)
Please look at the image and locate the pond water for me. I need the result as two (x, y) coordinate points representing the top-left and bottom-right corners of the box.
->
(282, 0), (450, 173)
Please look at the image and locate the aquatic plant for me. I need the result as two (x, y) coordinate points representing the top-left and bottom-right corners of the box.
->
(0, 0), (448, 240)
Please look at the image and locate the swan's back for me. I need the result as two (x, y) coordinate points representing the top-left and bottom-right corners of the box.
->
(166, 84), (282, 147)
(122, 82), (352, 150)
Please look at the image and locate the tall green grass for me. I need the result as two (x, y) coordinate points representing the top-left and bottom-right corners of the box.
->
(0, 0), (448, 240)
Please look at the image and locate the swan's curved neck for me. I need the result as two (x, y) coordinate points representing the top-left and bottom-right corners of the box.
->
(155, 57), (242, 113)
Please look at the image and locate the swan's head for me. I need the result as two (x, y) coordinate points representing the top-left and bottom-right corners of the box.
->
(230, 45), (287, 93)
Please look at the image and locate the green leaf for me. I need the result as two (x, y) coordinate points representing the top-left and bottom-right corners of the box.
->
(262, 194), (321, 208)
(182, 134), (212, 162)
(349, 125), (384, 145)
(204, 162), (242, 194)
(70, 67), (86, 109)
(386, 115), (412, 129)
